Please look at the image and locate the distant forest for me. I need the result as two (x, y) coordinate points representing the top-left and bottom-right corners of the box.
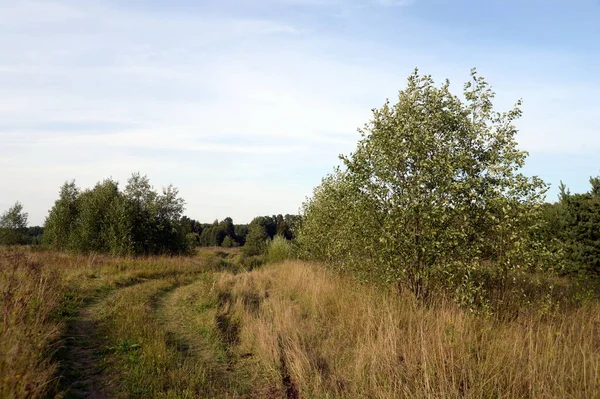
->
(0, 174), (299, 256)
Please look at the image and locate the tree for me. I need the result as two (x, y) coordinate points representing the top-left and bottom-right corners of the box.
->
(44, 181), (80, 250)
(221, 236), (235, 248)
(71, 179), (121, 252)
(283, 214), (301, 239)
(152, 184), (187, 254)
(0, 202), (28, 245)
(234, 225), (249, 245)
(243, 223), (268, 256)
(27, 226), (44, 245)
(298, 69), (547, 299)
(199, 226), (222, 246)
(220, 217), (235, 239)
(251, 216), (277, 240)
(559, 176), (600, 276)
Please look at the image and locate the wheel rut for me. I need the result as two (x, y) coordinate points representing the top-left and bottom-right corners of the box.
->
(56, 307), (110, 399)
(55, 276), (199, 398)
(56, 271), (255, 398)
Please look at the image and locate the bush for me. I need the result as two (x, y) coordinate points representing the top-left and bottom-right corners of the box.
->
(266, 236), (293, 264)
(221, 236), (234, 248)
(242, 223), (268, 257)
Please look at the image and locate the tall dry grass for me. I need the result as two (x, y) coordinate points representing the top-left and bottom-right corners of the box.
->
(216, 260), (600, 398)
(3, 246), (599, 398)
(0, 247), (217, 399)
(0, 250), (66, 398)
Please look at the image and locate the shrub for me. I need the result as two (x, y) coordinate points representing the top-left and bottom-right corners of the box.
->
(242, 224), (268, 257)
(266, 236), (293, 264)
(221, 236), (234, 248)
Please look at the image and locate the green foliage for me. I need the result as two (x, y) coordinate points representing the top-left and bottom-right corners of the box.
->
(26, 226), (44, 245)
(199, 225), (224, 247)
(559, 177), (600, 277)
(185, 232), (199, 249)
(266, 235), (294, 264)
(71, 179), (121, 253)
(191, 215), (297, 249)
(221, 236), (235, 248)
(0, 202), (29, 245)
(533, 201), (567, 273)
(220, 217), (235, 239)
(43, 181), (79, 249)
(250, 216), (277, 239)
(197, 219), (231, 247)
(234, 225), (248, 245)
(298, 69), (547, 300)
(242, 223), (268, 257)
(43, 173), (191, 255)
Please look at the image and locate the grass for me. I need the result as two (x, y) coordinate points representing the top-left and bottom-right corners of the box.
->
(0, 247), (241, 398)
(0, 250), (66, 398)
(215, 260), (600, 398)
(266, 236), (294, 264)
(1, 247), (599, 398)
(89, 273), (259, 398)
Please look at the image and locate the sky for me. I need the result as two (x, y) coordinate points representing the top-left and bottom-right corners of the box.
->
(1, 0), (599, 225)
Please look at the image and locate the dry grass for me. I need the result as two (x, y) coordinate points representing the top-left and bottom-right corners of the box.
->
(0, 247), (219, 399)
(2, 247), (600, 398)
(0, 250), (66, 398)
(216, 260), (600, 398)
(89, 273), (254, 398)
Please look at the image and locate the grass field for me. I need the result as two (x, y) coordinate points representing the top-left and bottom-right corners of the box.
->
(1, 247), (599, 398)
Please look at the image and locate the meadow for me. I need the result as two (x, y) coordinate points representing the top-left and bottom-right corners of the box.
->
(1, 246), (599, 399)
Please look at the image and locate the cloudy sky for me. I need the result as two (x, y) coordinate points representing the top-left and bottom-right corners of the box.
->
(1, 0), (599, 225)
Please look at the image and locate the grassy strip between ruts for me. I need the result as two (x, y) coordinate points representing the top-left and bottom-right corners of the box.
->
(86, 273), (265, 398)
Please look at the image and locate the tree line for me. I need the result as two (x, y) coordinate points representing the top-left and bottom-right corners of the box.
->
(181, 214), (299, 249)
(40, 174), (189, 255)
(1, 176), (299, 256)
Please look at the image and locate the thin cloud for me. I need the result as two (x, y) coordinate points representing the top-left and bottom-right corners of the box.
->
(1, 0), (598, 223)
(376, 0), (415, 6)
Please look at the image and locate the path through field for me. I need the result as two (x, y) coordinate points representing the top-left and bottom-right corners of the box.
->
(55, 254), (273, 399)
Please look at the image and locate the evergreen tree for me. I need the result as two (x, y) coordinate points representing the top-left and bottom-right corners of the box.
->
(560, 176), (600, 276)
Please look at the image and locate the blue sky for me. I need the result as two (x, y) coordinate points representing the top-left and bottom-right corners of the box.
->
(1, 0), (599, 225)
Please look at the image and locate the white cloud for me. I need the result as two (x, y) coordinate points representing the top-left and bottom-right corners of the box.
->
(376, 0), (415, 6)
(0, 0), (598, 223)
